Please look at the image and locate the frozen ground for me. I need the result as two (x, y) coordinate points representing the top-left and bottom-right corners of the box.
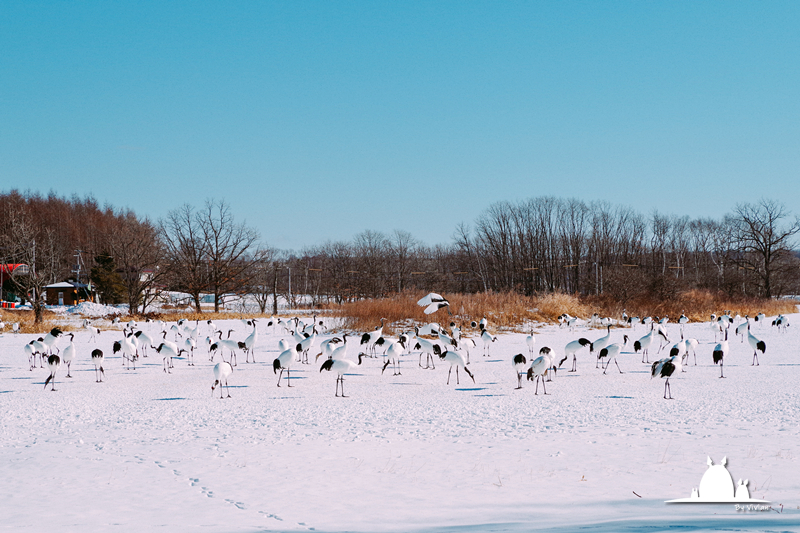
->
(2, 313), (800, 532)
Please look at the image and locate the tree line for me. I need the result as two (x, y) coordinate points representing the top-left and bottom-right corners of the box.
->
(1, 190), (798, 323)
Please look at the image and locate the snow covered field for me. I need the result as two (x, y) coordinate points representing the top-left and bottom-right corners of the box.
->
(2, 313), (800, 532)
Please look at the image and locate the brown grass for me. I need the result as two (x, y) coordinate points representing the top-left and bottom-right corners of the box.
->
(126, 310), (323, 323)
(586, 289), (798, 323)
(326, 290), (595, 335)
(0, 309), (72, 335)
(325, 289), (798, 335)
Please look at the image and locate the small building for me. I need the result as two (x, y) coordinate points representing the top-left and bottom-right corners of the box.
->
(44, 281), (91, 306)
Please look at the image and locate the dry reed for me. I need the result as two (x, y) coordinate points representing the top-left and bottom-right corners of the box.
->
(0, 309), (70, 335)
(326, 289), (798, 335)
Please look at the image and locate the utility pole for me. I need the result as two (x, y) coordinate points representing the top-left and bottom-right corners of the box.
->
(31, 239), (36, 303)
(272, 263), (278, 315)
(287, 267), (292, 309)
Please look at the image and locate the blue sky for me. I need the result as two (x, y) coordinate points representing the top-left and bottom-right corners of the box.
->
(2, 1), (799, 249)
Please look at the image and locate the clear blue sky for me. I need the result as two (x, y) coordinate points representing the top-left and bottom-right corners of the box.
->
(2, 1), (799, 250)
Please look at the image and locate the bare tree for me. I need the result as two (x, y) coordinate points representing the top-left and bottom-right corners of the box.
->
(108, 213), (167, 315)
(732, 199), (800, 298)
(250, 248), (280, 313)
(3, 210), (62, 323)
(161, 204), (209, 312)
(198, 199), (262, 312)
(390, 230), (418, 292)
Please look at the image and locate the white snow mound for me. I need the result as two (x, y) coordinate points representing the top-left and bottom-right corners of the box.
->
(68, 301), (124, 317)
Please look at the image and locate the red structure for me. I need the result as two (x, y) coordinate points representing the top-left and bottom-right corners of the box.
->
(0, 264), (29, 285)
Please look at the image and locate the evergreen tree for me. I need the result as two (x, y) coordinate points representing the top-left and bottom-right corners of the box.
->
(90, 252), (125, 304)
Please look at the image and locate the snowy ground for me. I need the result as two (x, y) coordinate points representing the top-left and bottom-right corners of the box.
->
(2, 313), (800, 532)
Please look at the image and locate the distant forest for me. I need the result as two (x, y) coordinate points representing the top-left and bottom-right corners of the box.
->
(1, 190), (799, 320)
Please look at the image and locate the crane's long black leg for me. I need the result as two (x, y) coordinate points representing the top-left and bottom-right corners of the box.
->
(287, 369), (292, 387)
(542, 377), (548, 395)
(277, 369), (282, 387)
(447, 367), (452, 385)
(615, 359), (623, 374)
(456, 366), (460, 385)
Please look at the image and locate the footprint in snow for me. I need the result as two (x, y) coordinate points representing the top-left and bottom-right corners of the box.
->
(258, 511), (283, 521)
(225, 498), (246, 510)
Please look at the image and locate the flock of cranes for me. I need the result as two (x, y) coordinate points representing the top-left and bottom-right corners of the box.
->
(5, 292), (790, 400)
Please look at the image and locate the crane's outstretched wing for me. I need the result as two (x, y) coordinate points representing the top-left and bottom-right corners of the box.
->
(424, 301), (450, 315)
(417, 292), (447, 307)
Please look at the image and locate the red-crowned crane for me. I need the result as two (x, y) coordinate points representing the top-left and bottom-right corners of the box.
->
(414, 328), (439, 369)
(360, 318), (386, 356)
(134, 330), (154, 357)
(512, 353), (527, 389)
(184, 337), (197, 366)
(634, 326), (657, 363)
(525, 328), (536, 356)
(527, 348), (556, 394)
(772, 315), (789, 332)
(747, 325), (766, 366)
(211, 330), (239, 365)
(712, 330), (729, 378)
(417, 292), (451, 315)
(591, 325), (614, 367)
(241, 319), (259, 363)
(43, 354), (61, 391)
(684, 338), (699, 365)
(735, 316), (751, 342)
(91, 349), (105, 382)
(316, 335), (344, 362)
(320, 353), (365, 397)
(155, 342), (185, 373)
(655, 325), (670, 353)
(62, 333), (75, 378)
(114, 332), (137, 370)
(678, 312), (689, 338)
(597, 335), (629, 374)
(439, 349), (474, 385)
(651, 355), (682, 399)
(480, 329), (496, 356)
(381, 339), (406, 376)
(297, 328), (318, 364)
(211, 361), (233, 399)
(42, 327), (63, 355)
(559, 338), (592, 372)
(273, 344), (298, 387)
